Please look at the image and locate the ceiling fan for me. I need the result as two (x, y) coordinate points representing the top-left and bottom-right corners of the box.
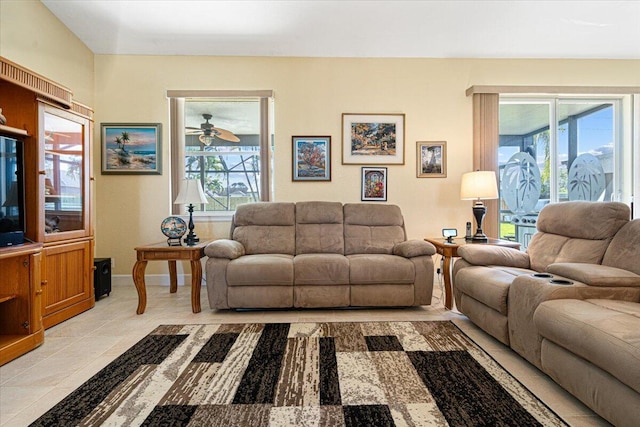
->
(186, 113), (240, 145)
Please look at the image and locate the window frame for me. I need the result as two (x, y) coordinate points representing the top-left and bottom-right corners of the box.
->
(168, 90), (273, 220)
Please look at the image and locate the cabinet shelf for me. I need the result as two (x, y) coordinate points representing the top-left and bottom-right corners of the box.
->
(0, 294), (17, 304)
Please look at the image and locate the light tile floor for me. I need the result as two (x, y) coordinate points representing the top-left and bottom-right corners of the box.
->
(0, 278), (611, 426)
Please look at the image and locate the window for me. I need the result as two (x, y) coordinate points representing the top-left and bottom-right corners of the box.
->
(168, 91), (274, 218)
(498, 96), (630, 247)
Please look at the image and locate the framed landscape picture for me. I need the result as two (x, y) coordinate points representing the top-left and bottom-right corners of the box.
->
(292, 136), (331, 181)
(417, 141), (446, 178)
(342, 113), (405, 165)
(101, 123), (162, 175)
(361, 167), (387, 201)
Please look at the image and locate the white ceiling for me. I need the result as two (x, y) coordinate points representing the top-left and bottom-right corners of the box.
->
(41, 0), (640, 59)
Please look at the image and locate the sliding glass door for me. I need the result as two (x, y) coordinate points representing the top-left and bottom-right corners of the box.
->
(498, 97), (624, 248)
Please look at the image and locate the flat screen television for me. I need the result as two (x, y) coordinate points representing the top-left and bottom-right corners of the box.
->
(0, 135), (25, 247)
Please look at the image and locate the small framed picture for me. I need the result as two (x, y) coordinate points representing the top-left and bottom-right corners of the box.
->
(292, 136), (331, 181)
(101, 123), (162, 175)
(342, 113), (405, 165)
(417, 141), (446, 178)
(361, 167), (387, 201)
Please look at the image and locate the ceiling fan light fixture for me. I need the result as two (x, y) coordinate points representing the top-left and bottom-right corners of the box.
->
(199, 133), (215, 146)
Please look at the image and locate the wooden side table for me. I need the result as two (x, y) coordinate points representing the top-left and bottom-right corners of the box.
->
(132, 241), (210, 314)
(425, 237), (521, 310)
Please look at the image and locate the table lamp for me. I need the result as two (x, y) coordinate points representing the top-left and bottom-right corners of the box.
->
(460, 171), (498, 242)
(174, 179), (208, 246)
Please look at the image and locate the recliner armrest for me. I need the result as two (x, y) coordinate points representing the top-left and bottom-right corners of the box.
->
(547, 262), (640, 287)
(204, 239), (245, 259)
(457, 245), (530, 268)
(393, 240), (436, 258)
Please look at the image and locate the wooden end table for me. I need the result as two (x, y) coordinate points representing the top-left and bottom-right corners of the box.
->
(425, 237), (521, 310)
(132, 240), (210, 314)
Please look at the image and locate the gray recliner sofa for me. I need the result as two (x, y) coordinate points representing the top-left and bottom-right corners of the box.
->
(453, 201), (640, 427)
(205, 201), (436, 309)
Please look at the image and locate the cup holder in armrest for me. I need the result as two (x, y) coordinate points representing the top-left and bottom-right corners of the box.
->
(532, 273), (553, 278)
(549, 279), (573, 285)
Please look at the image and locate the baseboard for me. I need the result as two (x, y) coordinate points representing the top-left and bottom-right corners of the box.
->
(112, 274), (193, 286)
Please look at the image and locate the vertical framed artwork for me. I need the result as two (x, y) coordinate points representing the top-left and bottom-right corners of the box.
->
(417, 141), (446, 178)
(292, 136), (331, 181)
(101, 123), (162, 175)
(361, 167), (388, 201)
(342, 113), (405, 165)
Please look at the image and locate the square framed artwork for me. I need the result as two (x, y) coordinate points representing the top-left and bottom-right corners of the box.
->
(361, 167), (388, 201)
(417, 141), (446, 178)
(292, 136), (331, 181)
(101, 123), (162, 175)
(342, 113), (405, 165)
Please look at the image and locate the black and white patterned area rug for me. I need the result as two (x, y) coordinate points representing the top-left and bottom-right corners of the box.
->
(31, 321), (567, 426)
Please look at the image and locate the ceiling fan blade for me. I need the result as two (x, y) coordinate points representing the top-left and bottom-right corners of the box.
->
(214, 127), (240, 143)
(185, 126), (202, 130)
(186, 130), (203, 135)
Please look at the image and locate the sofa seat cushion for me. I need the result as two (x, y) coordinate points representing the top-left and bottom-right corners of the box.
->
(348, 254), (414, 284)
(294, 254), (349, 285)
(455, 266), (534, 315)
(534, 299), (640, 394)
(226, 254), (293, 286)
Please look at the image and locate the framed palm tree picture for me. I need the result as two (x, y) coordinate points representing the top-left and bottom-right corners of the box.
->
(101, 123), (162, 175)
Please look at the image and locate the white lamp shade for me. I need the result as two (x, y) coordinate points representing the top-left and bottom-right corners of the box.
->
(174, 179), (208, 205)
(460, 171), (498, 200)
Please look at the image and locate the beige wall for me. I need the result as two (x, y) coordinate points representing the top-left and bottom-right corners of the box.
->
(3, 2), (639, 277)
(0, 0), (94, 105)
(93, 55), (640, 274)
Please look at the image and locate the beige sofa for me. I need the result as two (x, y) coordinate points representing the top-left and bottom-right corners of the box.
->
(453, 201), (640, 427)
(205, 201), (436, 309)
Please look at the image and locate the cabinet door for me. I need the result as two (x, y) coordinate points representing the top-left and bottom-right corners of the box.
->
(39, 104), (91, 243)
(42, 240), (94, 328)
(29, 252), (43, 335)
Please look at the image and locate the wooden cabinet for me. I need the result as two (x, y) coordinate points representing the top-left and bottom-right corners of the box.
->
(0, 243), (44, 366)
(41, 240), (94, 328)
(37, 102), (95, 328)
(0, 57), (95, 340)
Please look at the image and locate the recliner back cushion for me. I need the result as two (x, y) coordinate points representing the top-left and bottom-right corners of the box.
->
(232, 202), (296, 255)
(343, 203), (406, 255)
(602, 219), (640, 275)
(527, 201), (629, 272)
(296, 201), (344, 254)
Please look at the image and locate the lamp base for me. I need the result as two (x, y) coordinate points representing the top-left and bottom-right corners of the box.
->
(184, 203), (200, 246)
(471, 233), (488, 242)
(471, 202), (489, 242)
(183, 233), (199, 247)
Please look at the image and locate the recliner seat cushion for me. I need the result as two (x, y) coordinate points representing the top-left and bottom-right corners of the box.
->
(226, 254), (294, 286)
(348, 254), (414, 284)
(294, 254), (349, 285)
(455, 266), (534, 314)
(534, 299), (640, 394)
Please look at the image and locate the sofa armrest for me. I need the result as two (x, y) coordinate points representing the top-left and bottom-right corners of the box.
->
(547, 262), (640, 287)
(204, 239), (245, 259)
(393, 240), (436, 258)
(457, 245), (530, 268)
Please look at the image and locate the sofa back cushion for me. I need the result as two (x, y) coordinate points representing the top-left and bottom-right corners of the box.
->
(527, 201), (629, 272)
(295, 201), (345, 254)
(232, 202), (296, 255)
(602, 219), (640, 275)
(343, 203), (406, 255)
